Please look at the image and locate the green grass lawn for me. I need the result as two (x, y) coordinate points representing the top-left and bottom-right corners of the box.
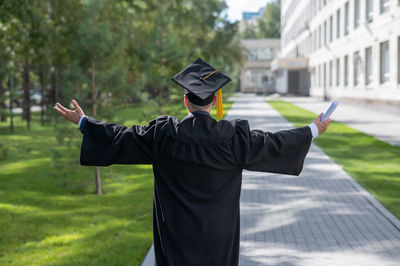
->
(268, 100), (400, 219)
(0, 100), (232, 265)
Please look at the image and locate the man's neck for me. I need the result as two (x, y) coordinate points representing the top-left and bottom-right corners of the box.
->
(190, 110), (211, 116)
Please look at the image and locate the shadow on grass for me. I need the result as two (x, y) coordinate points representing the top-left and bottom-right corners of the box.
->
(3, 217), (152, 266)
(0, 160), (154, 265)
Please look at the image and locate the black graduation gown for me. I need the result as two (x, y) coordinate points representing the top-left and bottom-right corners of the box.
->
(79, 112), (313, 266)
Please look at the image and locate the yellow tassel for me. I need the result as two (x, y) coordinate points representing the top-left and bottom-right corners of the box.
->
(216, 89), (223, 119)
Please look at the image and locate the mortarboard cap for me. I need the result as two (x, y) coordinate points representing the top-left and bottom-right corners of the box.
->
(171, 58), (231, 118)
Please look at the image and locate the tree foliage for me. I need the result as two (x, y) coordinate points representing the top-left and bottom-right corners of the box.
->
(0, 0), (242, 194)
(257, 0), (281, 38)
(0, 0), (242, 123)
(241, 0), (281, 39)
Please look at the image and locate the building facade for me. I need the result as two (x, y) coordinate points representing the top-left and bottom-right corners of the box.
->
(242, 7), (266, 21)
(271, 56), (311, 95)
(279, 0), (400, 106)
(240, 39), (281, 94)
(239, 7), (266, 34)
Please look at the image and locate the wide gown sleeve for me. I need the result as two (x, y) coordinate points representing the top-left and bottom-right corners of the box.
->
(235, 120), (313, 175)
(80, 116), (166, 166)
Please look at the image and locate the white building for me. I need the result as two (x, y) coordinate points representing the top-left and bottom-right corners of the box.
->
(240, 39), (281, 94)
(277, 0), (400, 107)
(239, 7), (266, 33)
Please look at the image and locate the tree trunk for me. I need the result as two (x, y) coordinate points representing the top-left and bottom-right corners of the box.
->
(8, 76), (14, 133)
(50, 68), (58, 106)
(158, 86), (163, 113)
(0, 79), (6, 122)
(39, 68), (46, 126)
(50, 68), (59, 124)
(92, 54), (101, 195)
(22, 60), (31, 129)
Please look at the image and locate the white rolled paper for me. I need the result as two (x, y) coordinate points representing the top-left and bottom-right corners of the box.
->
(321, 101), (339, 121)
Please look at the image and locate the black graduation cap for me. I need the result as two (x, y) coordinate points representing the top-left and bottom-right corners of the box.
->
(171, 58), (231, 118)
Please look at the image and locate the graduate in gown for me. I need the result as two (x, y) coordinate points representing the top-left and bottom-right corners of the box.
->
(54, 58), (331, 266)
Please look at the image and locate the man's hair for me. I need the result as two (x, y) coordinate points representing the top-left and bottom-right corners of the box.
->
(187, 96), (214, 111)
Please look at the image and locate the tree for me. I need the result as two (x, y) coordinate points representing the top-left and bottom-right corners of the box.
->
(0, 0), (243, 194)
(130, 0), (242, 109)
(72, 0), (131, 194)
(257, 0), (281, 38)
(241, 22), (258, 39)
(239, 0), (281, 39)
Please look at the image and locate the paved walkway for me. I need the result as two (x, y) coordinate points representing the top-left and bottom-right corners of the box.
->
(282, 96), (400, 147)
(142, 94), (400, 266)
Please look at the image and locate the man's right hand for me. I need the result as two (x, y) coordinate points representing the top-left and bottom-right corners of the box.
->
(313, 113), (331, 135)
(53, 99), (85, 125)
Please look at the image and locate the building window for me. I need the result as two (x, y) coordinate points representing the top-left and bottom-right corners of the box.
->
(344, 55), (349, 86)
(318, 25), (322, 49)
(354, 0), (360, 29)
(366, 0), (373, 22)
(354, 51), (361, 86)
(398, 37), (400, 84)
(329, 60), (333, 86)
(319, 65), (322, 87)
(365, 47), (373, 85)
(245, 70), (252, 84)
(323, 63), (327, 88)
(336, 9), (341, 38)
(246, 69), (270, 90)
(344, 2), (349, 35)
(324, 21), (327, 46)
(248, 48), (274, 61)
(380, 0), (390, 14)
(315, 65), (318, 87)
(380, 41), (390, 84)
(314, 30), (317, 51)
(312, 68), (315, 87)
(329, 15), (333, 42)
(311, 32), (314, 52)
(248, 49), (257, 61)
(336, 58), (340, 86)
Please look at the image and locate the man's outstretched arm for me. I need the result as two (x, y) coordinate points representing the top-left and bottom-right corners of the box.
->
(236, 113), (331, 175)
(53, 99), (158, 166)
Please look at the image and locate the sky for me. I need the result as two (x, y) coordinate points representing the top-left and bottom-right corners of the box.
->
(225, 0), (270, 22)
